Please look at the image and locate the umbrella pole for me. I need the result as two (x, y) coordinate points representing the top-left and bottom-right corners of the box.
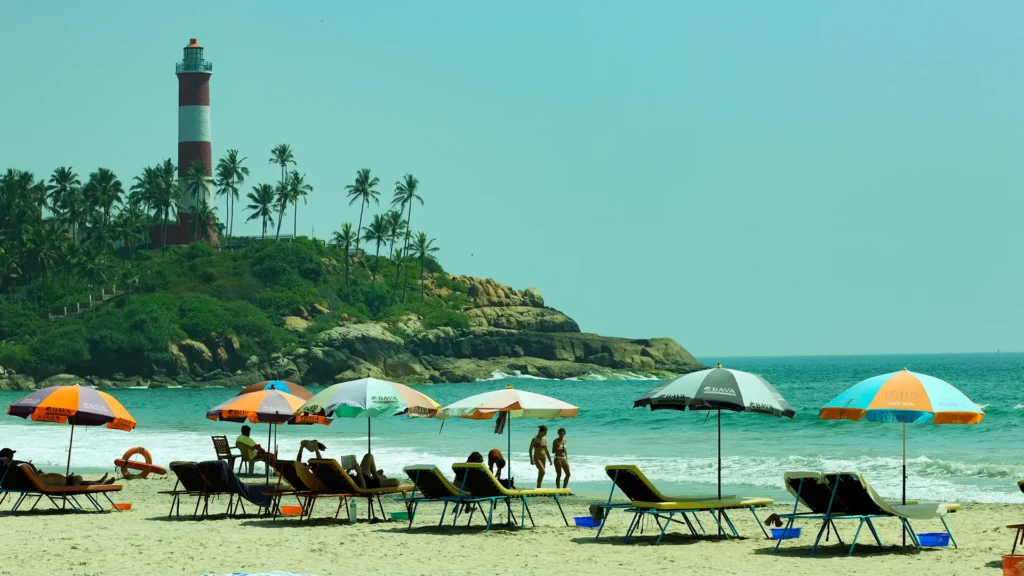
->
(266, 423), (272, 484)
(902, 422), (907, 546)
(507, 416), (512, 485)
(717, 409), (722, 537)
(64, 421), (75, 510)
(368, 419), (371, 454)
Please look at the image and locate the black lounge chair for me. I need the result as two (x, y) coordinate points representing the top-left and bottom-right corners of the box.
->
(159, 461), (207, 518)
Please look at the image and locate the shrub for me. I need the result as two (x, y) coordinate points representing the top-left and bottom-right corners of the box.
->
(29, 322), (91, 376)
(0, 342), (31, 372)
(177, 293), (232, 339)
(85, 295), (184, 376)
(0, 303), (41, 341)
(251, 240), (324, 285)
(422, 310), (471, 331)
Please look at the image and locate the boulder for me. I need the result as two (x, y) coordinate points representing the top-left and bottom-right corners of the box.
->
(383, 354), (428, 379)
(284, 316), (311, 332)
(313, 323), (405, 365)
(167, 344), (190, 375)
(0, 371), (36, 391)
(464, 306), (580, 333)
(40, 374), (83, 387)
(521, 287), (544, 307)
(177, 340), (214, 374)
(312, 303), (330, 315)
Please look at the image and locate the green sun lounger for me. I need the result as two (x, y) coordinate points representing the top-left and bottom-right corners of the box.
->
(603, 465), (772, 544)
(450, 463), (571, 531)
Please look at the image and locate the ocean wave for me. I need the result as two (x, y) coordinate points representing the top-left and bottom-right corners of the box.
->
(482, 370), (661, 383)
(2, 421), (1019, 503)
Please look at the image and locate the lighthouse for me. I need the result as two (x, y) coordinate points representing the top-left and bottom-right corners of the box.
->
(176, 38), (213, 210)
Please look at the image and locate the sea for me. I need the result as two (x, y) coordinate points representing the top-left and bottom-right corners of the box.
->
(2, 353), (1023, 504)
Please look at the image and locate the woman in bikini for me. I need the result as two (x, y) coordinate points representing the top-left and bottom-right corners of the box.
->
(553, 428), (570, 489)
(529, 425), (552, 488)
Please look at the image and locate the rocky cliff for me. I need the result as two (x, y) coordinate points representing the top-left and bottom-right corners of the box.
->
(0, 277), (702, 390)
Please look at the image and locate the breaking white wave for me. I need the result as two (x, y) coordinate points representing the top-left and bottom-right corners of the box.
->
(483, 370), (660, 382)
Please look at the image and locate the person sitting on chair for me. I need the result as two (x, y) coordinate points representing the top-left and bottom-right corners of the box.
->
(235, 425), (275, 473)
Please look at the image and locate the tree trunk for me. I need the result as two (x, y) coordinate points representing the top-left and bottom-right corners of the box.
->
(161, 208), (169, 253)
(293, 201), (298, 239)
(372, 240), (381, 282)
(344, 251), (350, 284)
(420, 257), (425, 300)
(275, 205), (285, 240)
(261, 216), (267, 240)
(355, 201), (365, 252)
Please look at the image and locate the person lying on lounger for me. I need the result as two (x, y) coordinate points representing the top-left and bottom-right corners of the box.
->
(295, 439), (326, 462)
(341, 453), (400, 489)
(0, 448), (114, 486)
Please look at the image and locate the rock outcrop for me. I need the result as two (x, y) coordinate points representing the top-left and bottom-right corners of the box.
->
(3, 276), (702, 389)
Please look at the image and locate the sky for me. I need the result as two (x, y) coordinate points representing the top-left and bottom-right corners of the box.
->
(2, 1), (1022, 357)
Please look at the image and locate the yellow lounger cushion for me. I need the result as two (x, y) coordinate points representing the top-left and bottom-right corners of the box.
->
(630, 497), (774, 511)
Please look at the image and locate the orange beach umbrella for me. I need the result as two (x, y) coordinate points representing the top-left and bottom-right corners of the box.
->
(7, 384), (136, 478)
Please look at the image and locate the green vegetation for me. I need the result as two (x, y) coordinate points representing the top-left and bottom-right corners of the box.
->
(0, 148), (461, 381)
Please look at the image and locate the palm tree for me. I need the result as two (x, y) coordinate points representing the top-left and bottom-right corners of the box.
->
(193, 199), (218, 242)
(285, 171), (312, 237)
(77, 244), (108, 289)
(61, 187), (89, 245)
(345, 169), (380, 251)
(411, 232), (438, 300)
(83, 212), (114, 254)
(392, 174), (422, 256)
(269, 144), (295, 185)
(143, 159), (181, 252)
(362, 214), (388, 282)
(0, 242), (22, 298)
(46, 167), (81, 221)
(183, 159), (212, 221)
(273, 182), (291, 240)
(215, 150), (249, 239)
(330, 223), (357, 284)
(390, 246), (413, 300)
(83, 168), (123, 227)
(56, 239), (80, 296)
(115, 197), (146, 265)
(246, 184), (277, 239)
(384, 209), (406, 258)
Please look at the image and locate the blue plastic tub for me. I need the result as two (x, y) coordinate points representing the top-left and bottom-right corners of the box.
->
(770, 527), (802, 540)
(917, 532), (950, 547)
(574, 516), (600, 528)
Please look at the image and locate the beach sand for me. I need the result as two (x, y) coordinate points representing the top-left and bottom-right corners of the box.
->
(0, 473), (1017, 576)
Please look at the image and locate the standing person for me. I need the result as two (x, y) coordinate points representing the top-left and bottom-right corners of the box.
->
(488, 448), (513, 488)
(529, 425), (552, 489)
(552, 428), (570, 488)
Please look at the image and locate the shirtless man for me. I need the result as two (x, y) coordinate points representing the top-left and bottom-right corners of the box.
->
(553, 428), (570, 489)
(529, 425), (552, 488)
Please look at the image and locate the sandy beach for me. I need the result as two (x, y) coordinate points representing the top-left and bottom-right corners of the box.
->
(0, 473), (1016, 576)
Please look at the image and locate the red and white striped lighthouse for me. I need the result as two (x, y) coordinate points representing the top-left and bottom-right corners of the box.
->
(176, 38), (212, 210)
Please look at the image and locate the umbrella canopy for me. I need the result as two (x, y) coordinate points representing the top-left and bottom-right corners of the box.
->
(7, 384), (136, 479)
(8, 385), (137, 430)
(634, 364), (795, 502)
(819, 369), (983, 505)
(297, 377), (440, 453)
(819, 369), (983, 424)
(437, 385), (579, 484)
(207, 389), (315, 424)
(237, 380), (313, 401)
(436, 387), (579, 420)
(634, 365), (795, 417)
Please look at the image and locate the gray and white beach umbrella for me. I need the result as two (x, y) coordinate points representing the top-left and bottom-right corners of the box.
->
(634, 364), (795, 502)
(634, 364), (795, 417)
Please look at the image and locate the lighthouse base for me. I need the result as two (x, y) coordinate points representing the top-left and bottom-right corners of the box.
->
(149, 211), (219, 247)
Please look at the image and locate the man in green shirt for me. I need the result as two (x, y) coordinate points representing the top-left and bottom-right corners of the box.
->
(235, 425), (276, 469)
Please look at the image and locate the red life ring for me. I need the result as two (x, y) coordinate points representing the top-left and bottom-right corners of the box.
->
(115, 447), (166, 479)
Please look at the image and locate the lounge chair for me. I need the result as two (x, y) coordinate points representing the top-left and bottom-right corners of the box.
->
(300, 459), (358, 522)
(211, 435), (240, 472)
(159, 461), (207, 518)
(602, 465), (771, 544)
(5, 464), (122, 513)
(450, 463), (571, 531)
(402, 465), (493, 530)
(307, 458), (412, 523)
(776, 471), (958, 555)
(194, 460), (274, 519)
(266, 460), (315, 520)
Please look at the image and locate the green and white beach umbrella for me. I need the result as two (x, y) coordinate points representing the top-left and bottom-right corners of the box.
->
(296, 377), (440, 453)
